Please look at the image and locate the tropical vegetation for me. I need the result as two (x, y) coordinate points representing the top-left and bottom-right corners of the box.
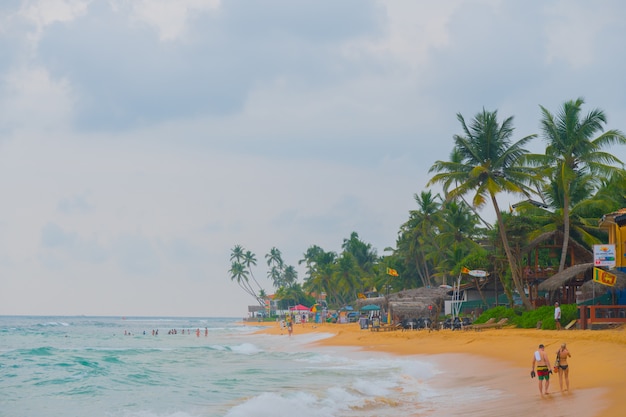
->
(227, 98), (626, 314)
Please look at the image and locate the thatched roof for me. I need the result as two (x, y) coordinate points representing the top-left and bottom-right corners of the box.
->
(354, 297), (386, 309)
(579, 270), (626, 295)
(599, 208), (626, 228)
(538, 263), (593, 291)
(538, 263), (626, 292)
(354, 287), (449, 318)
(389, 301), (435, 318)
(577, 268), (626, 302)
(388, 287), (449, 303)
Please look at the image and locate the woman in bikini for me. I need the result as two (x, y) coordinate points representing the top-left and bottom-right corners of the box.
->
(557, 343), (572, 393)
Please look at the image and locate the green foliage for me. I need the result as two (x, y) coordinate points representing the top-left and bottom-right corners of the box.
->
(561, 304), (578, 326)
(474, 304), (579, 329)
(516, 305), (553, 329)
(473, 306), (519, 324)
(458, 249), (490, 274)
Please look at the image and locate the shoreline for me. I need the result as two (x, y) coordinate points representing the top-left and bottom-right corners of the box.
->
(254, 321), (626, 416)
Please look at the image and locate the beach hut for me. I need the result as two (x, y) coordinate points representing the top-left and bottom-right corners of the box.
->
(520, 230), (593, 306)
(538, 263), (626, 302)
(353, 287), (449, 325)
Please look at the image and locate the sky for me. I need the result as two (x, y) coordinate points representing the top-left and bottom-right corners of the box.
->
(1, 0), (626, 318)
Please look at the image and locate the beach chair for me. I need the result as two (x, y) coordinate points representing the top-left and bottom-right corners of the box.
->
(473, 317), (509, 331)
(493, 317), (509, 329)
(564, 319), (577, 330)
(463, 317), (495, 331)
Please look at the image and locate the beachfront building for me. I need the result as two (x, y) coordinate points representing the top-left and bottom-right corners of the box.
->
(599, 208), (626, 273)
(596, 208), (626, 304)
(521, 230), (594, 306)
(538, 208), (626, 307)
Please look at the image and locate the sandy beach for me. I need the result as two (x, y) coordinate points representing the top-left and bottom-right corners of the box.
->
(256, 321), (626, 417)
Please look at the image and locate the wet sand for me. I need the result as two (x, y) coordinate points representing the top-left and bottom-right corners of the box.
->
(256, 321), (626, 416)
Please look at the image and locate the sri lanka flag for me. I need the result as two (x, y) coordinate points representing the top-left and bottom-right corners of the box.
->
(386, 267), (399, 277)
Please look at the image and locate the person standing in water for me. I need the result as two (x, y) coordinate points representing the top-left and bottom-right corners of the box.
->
(557, 343), (572, 393)
(531, 344), (551, 397)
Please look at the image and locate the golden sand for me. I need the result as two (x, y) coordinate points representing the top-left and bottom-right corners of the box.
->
(256, 321), (626, 417)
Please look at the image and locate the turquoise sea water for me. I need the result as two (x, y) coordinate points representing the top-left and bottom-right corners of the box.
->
(0, 316), (496, 417)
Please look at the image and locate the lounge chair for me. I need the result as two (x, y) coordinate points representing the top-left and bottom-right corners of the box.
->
(473, 317), (509, 331)
(463, 317), (495, 331)
(564, 319), (577, 330)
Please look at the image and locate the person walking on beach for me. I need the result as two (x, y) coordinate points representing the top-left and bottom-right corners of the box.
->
(554, 302), (562, 330)
(531, 344), (551, 397)
(557, 343), (571, 393)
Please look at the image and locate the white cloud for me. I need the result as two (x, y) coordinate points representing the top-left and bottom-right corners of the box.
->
(17, 0), (89, 45)
(125, 0), (221, 41)
(1, 0), (626, 317)
(0, 66), (74, 131)
(354, 1), (458, 71)
(543, 1), (619, 68)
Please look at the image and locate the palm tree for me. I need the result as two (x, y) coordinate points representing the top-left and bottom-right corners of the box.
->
(228, 261), (249, 289)
(444, 148), (494, 230)
(430, 200), (483, 285)
(299, 245), (325, 281)
(301, 246), (338, 306)
(341, 232), (377, 274)
(243, 250), (264, 293)
(538, 98), (626, 272)
(397, 190), (442, 287)
(282, 265), (298, 287)
(266, 247), (285, 288)
(228, 261), (265, 306)
(275, 283), (311, 309)
(517, 172), (611, 260)
(333, 252), (361, 305)
(229, 245), (265, 307)
(230, 244), (245, 263)
(428, 109), (541, 310)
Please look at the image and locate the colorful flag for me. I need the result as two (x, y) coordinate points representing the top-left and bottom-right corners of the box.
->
(461, 267), (470, 274)
(593, 267), (616, 287)
(386, 267), (399, 277)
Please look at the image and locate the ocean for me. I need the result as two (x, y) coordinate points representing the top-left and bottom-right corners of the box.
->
(0, 316), (498, 417)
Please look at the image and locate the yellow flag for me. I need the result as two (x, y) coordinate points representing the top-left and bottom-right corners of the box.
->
(593, 267), (616, 287)
(386, 267), (399, 277)
(461, 267), (470, 274)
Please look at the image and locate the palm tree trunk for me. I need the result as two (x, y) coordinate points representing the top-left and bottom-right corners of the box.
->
(558, 192), (570, 273)
(491, 193), (533, 310)
(460, 195), (493, 230)
(415, 253), (429, 287)
(474, 277), (488, 306)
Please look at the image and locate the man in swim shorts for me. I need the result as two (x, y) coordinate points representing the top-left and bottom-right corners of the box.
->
(531, 343), (551, 397)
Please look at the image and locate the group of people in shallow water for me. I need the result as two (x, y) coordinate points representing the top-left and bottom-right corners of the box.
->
(122, 328), (210, 336)
(531, 342), (571, 397)
(161, 328), (209, 336)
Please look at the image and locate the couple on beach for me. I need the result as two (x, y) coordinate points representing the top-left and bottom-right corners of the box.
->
(531, 343), (571, 397)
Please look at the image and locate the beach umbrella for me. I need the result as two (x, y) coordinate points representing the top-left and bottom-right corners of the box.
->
(360, 304), (380, 311)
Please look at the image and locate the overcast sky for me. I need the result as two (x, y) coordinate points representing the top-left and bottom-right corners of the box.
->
(1, 0), (626, 318)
